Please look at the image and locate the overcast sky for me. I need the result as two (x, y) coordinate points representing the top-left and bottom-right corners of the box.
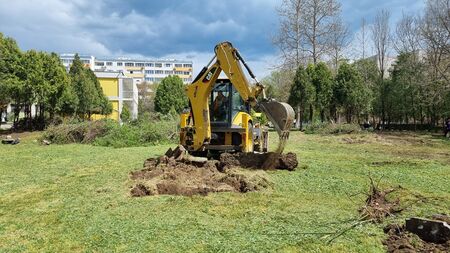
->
(0, 0), (425, 77)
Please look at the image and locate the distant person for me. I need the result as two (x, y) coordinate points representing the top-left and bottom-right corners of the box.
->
(445, 118), (450, 138)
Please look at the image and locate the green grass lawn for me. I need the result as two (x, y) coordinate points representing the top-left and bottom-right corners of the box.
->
(1, 131), (449, 252)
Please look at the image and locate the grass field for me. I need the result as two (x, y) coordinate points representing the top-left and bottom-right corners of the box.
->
(0, 131), (449, 252)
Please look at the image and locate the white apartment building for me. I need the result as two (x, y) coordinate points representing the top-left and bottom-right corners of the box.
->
(59, 54), (194, 84)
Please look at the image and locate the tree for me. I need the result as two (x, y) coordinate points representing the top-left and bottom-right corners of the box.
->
(274, 0), (306, 68)
(274, 0), (343, 66)
(353, 58), (377, 122)
(310, 63), (333, 121)
(334, 62), (368, 123)
(389, 52), (425, 125)
(0, 33), (24, 126)
(329, 17), (350, 73)
(288, 65), (315, 129)
(154, 75), (187, 115)
(69, 54), (110, 119)
(372, 9), (391, 80)
(137, 81), (158, 115)
(394, 12), (422, 55)
(371, 9), (391, 125)
(260, 69), (294, 102)
(120, 104), (131, 123)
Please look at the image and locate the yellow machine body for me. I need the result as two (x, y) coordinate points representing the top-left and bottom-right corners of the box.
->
(180, 42), (294, 155)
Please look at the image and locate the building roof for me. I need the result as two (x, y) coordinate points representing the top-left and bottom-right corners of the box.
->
(59, 53), (192, 64)
(94, 71), (130, 79)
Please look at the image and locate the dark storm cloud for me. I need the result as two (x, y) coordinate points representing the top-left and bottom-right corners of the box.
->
(0, 0), (425, 76)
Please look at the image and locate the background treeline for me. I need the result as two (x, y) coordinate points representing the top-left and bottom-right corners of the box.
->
(0, 33), (111, 130)
(265, 0), (449, 130)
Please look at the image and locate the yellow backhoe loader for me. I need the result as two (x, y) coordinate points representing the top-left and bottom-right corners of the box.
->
(179, 42), (294, 156)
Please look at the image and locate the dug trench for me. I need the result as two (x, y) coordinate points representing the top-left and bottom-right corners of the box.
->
(129, 146), (298, 197)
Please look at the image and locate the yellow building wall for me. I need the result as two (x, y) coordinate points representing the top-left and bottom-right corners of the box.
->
(98, 78), (119, 97)
(91, 100), (119, 121)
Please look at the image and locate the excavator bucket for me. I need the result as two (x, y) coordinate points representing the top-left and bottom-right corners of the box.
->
(258, 100), (295, 153)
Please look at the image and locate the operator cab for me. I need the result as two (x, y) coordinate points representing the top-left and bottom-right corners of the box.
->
(208, 79), (251, 149)
(210, 79), (250, 129)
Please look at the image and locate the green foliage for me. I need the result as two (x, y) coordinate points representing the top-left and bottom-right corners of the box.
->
(334, 62), (370, 123)
(69, 54), (110, 118)
(387, 52), (426, 123)
(94, 120), (177, 148)
(154, 75), (187, 114)
(42, 118), (178, 148)
(250, 109), (269, 126)
(309, 63), (333, 121)
(42, 119), (115, 144)
(305, 122), (362, 134)
(260, 70), (294, 102)
(288, 65), (315, 128)
(120, 104), (131, 122)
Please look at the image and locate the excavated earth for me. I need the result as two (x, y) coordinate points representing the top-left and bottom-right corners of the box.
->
(130, 146), (298, 197)
(383, 223), (450, 253)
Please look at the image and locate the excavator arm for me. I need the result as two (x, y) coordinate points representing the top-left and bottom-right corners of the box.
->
(183, 41), (294, 153)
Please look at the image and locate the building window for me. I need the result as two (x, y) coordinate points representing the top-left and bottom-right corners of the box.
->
(117, 62), (123, 66)
(82, 60), (90, 64)
(145, 77), (154, 82)
(183, 64), (192, 68)
(165, 70), (173, 75)
(95, 61), (104, 66)
(183, 72), (190, 75)
(175, 63), (182, 68)
(145, 63), (154, 67)
(155, 70), (163, 74)
(175, 71), (183, 75)
(106, 62), (112, 66)
(145, 70), (154, 74)
(165, 63), (172, 67)
(136, 62), (144, 67)
(155, 63), (162, 68)
(125, 62), (134, 67)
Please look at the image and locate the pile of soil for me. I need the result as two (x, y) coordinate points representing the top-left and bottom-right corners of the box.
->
(360, 186), (402, 222)
(383, 224), (450, 253)
(129, 146), (298, 197)
(217, 152), (298, 171)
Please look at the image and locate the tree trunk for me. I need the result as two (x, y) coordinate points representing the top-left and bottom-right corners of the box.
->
(295, 105), (301, 129)
(309, 104), (313, 122)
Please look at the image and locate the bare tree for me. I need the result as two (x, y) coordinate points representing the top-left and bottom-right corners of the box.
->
(329, 17), (350, 72)
(361, 18), (368, 60)
(301, 0), (341, 64)
(371, 9), (391, 79)
(274, 0), (342, 67)
(371, 9), (391, 126)
(420, 0), (450, 84)
(274, 0), (306, 68)
(394, 12), (422, 55)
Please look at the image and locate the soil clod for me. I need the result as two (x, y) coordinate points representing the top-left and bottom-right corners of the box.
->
(129, 147), (297, 196)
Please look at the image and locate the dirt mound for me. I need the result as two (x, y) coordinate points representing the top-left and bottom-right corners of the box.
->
(383, 224), (450, 253)
(129, 146), (297, 197)
(218, 152), (298, 171)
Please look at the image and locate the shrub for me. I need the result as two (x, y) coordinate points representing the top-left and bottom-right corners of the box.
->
(42, 119), (115, 144)
(93, 120), (177, 148)
(42, 117), (178, 147)
(305, 122), (362, 134)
